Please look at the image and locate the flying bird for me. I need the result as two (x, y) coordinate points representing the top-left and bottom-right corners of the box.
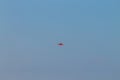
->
(58, 43), (64, 46)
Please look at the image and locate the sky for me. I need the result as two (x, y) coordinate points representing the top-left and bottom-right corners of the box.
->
(0, 0), (120, 80)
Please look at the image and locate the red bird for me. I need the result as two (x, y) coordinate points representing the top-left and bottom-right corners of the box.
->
(58, 43), (64, 46)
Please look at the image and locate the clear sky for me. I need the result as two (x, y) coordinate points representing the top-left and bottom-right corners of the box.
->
(0, 0), (120, 80)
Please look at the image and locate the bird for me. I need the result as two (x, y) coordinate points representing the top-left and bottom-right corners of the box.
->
(58, 43), (64, 46)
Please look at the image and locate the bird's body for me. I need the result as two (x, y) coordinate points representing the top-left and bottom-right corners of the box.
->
(58, 43), (64, 46)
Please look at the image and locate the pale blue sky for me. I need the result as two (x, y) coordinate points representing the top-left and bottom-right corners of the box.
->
(0, 0), (120, 80)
